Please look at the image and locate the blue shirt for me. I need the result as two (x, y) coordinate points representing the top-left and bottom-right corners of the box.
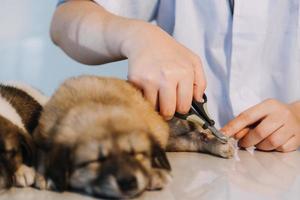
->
(58, 0), (300, 127)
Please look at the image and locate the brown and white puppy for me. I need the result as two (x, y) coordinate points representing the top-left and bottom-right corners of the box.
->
(34, 75), (234, 199)
(0, 83), (47, 188)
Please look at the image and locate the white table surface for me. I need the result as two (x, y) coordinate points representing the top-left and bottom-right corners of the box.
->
(0, 150), (299, 200)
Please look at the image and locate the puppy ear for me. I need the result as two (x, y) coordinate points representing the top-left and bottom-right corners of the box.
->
(151, 141), (171, 171)
(45, 144), (71, 191)
(32, 125), (52, 151)
(18, 132), (35, 166)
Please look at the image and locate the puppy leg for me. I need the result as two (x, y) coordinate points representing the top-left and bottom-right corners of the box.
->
(34, 151), (56, 190)
(34, 172), (47, 189)
(14, 164), (35, 187)
(147, 169), (172, 190)
(34, 172), (55, 190)
(34, 165), (56, 190)
(0, 172), (12, 189)
(167, 117), (234, 158)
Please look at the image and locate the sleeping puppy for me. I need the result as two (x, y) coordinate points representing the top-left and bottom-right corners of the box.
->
(34, 76), (171, 198)
(34, 75), (234, 198)
(0, 83), (47, 188)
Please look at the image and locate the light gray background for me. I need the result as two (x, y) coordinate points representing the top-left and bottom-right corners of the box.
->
(0, 0), (128, 95)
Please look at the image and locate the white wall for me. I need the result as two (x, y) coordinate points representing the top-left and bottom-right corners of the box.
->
(0, 0), (128, 95)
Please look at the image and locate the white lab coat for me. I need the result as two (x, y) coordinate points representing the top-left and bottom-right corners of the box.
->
(82, 0), (300, 127)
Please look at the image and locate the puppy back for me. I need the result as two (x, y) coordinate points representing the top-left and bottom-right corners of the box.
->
(37, 75), (169, 148)
(0, 84), (46, 134)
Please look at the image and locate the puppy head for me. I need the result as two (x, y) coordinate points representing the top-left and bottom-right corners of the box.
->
(46, 104), (170, 198)
(0, 115), (34, 187)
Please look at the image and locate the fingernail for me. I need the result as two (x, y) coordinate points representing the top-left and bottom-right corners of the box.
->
(220, 129), (228, 135)
(164, 115), (173, 121)
(195, 96), (204, 103)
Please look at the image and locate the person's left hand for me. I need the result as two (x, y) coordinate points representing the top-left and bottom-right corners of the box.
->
(221, 99), (300, 152)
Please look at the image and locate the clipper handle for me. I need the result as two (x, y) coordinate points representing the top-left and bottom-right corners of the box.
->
(191, 94), (215, 127)
(174, 94), (214, 128)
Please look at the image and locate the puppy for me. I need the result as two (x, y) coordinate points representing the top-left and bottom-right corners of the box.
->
(0, 83), (47, 188)
(34, 75), (234, 198)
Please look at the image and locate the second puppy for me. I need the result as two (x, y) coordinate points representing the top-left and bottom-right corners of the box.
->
(0, 83), (47, 188)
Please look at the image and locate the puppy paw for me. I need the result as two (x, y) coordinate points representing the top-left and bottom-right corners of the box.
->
(209, 138), (236, 158)
(218, 143), (235, 158)
(14, 164), (35, 187)
(34, 173), (55, 190)
(34, 173), (47, 190)
(147, 169), (172, 190)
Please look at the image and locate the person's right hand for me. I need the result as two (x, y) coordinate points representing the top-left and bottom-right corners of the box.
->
(51, 1), (205, 120)
(122, 22), (206, 120)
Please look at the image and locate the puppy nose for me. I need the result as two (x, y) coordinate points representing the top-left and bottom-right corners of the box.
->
(117, 175), (138, 192)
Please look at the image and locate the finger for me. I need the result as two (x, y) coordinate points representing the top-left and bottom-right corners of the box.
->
(276, 136), (299, 152)
(238, 115), (284, 148)
(143, 86), (158, 109)
(193, 58), (206, 102)
(222, 99), (278, 136)
(159, 83), (177, 120)
(176, 78), (193, 114)
(256, 126), (293, 151)
(234, 127), (250, 140)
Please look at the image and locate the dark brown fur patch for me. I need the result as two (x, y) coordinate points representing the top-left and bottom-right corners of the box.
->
(45, 144), (72, 191)
(0, 156), (14, 188)
(0, 115), (35, 162)
(0, 85), (43, 134)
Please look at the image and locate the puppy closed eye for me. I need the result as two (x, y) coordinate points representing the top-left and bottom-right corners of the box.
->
(76, 156), (108, 168)
(6, 150), (17, 157)
(76, 160), (98, 168)
(1, 150), (17, 158)
(134, 152), (149, 161)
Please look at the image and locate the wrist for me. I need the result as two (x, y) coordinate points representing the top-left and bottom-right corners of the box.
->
(290, 101), (300, 120)
(118, 20), (163, 58)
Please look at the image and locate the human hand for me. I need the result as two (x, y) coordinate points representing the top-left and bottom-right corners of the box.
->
(121, 22), (206, 119)
(221, 99), (300, 152)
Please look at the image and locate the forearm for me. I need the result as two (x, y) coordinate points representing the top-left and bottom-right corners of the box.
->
(50, 0), (153, 65)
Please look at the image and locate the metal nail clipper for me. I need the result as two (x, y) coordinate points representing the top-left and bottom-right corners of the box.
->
(175, 94), (229, 144)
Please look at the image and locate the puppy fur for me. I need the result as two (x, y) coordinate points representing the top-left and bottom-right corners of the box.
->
(0, 83), (47, 188)
(34, 76), (171, 198)
(34, 75), (234, 198)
